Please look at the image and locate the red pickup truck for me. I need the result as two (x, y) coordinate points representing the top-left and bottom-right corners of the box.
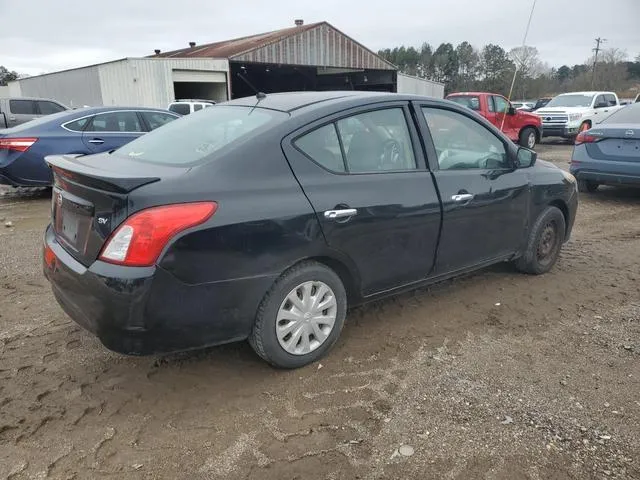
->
(446, 92), (543, 149)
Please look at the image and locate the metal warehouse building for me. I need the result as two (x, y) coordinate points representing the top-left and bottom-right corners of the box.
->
(8, 20), (443, 108)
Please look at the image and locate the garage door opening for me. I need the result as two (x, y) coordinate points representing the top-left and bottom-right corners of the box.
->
(230, 62), (396, 99)
(173, 81), (227, 102)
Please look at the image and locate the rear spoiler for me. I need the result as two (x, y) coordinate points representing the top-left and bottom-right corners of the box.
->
(46, 154), (161, 194)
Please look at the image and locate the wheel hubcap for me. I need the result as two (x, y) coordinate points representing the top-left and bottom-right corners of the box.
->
(537, 222), (557, 261)
(276, 281), (337, 355)
(527, 133), (536, 148)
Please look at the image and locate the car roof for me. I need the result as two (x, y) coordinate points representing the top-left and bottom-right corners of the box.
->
(557, 91), (615, 96)
(224, 91), (422, 113)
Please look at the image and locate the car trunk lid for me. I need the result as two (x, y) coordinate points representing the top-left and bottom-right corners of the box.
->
(587, 125), (640, 162)
(46, 152), (188, 266)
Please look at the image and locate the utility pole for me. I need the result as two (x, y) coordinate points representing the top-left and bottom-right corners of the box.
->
(592, 37), (606, 89)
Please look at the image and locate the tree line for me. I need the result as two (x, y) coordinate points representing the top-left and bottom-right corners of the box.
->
(378, 42), (640, 100)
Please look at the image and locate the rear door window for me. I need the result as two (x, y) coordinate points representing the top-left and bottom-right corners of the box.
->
(9, 99), (36, 115)
(604, 94), (617, 106)
(294, 124), (345, 172)
(63, 117), (90, 132)
(193, 104), (203, 112)
(140, 111), (178, 130)
(37, 101), (66, 115)
(116, 105), (286, 165)
(87, 111), (143, 132)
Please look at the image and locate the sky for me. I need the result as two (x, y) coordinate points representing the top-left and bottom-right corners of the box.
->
(1, 0), (639, 77)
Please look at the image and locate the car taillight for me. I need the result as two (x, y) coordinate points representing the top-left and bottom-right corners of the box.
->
(0, 137), (37, 152)
(99, 202), (217, 267)
(575, 132), (599, 145)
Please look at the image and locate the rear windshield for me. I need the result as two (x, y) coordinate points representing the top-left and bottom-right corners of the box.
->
(602, 103), (640, 124)
(169, 103), (191, 115)
(115, 105), (287, 165)
(447, 95), (480, 111)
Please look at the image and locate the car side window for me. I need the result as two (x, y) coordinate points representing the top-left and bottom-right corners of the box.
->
(493, 96), (510, 114)
(594, 95), (606, 107)
(87, 111), (143, 133)
(9, 100), (36, 115)
(336, 108), (417, 172)
(294, 124), (346, 173)
(487, 96), (495, 112)
(194, 104), (203, 112)
(604, 94), (617, 106)
(141, 111), (178, 130)
(37, 101), (66, 115)
(63, 117), (90, 132)
(422, 107), (508, 170)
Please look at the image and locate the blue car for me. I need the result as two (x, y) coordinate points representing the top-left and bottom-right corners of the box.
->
(570, 103), (640, 192)
(0, 107), (179, 187)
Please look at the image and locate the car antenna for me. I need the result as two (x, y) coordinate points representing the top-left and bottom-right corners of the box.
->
(236, 72), (266, 114)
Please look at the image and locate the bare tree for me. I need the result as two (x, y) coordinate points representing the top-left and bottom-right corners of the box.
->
(509, 46), (544, 78)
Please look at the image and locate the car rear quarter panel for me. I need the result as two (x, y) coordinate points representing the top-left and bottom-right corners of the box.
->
(133, 125), (329, 288)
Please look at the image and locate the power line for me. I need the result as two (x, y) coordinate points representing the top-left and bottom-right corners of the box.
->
(592, 37), (607, 89)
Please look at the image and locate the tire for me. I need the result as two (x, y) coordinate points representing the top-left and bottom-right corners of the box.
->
(577, 179), (599, 193)
(515, 206), (566, 275)
(249, 261), (347, 369)
(519, 127), (537, 149)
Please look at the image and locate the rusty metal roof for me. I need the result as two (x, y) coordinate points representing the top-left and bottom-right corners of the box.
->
(153, 21), (396, 71)
(156, 22), (323, 59)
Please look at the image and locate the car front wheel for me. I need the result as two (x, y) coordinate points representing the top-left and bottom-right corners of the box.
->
(519, 127), (537, 149)
(515, 206), (566, 275)
(249, 261), (347, 369)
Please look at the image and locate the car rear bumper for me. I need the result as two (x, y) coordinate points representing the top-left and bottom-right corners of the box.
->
(43, 225), (276, 355)
(569, 168), (640, 186)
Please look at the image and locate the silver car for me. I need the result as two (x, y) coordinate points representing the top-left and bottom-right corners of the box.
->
(0, 97), (69, 128)
(570, 103), (640, 192)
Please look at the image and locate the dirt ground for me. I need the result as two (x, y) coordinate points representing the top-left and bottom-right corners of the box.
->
(1, 142), (639, 480)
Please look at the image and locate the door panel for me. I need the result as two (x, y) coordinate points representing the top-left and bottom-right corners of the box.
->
(416, 103), (530, 274)
(81, 111), (145, 153)
(282, 104), (442, 296)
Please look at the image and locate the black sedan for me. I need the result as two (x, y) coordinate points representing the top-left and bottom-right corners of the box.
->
(43, 91), (578, 368)
(570, 102), (640, 192)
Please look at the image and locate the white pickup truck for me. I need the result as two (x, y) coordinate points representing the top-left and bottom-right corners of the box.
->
(535, 91), (624, 140)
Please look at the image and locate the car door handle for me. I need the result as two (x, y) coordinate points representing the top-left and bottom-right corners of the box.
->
(451, 194), (474, 202)
(88, 138), (105, 144)
(324, 208), (358, 220)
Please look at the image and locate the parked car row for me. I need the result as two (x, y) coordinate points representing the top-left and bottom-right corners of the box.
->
(42, 91), (578, 368)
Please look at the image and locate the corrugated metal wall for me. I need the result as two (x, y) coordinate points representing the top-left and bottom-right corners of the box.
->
(16, 66), (103, 107)
(98, 58), (229, 107)
(397, 73), (445, 98)
(232, 24), (395, 70)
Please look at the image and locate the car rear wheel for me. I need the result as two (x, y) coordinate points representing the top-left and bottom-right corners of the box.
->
(519, 127), (537, 149)
(515, 206), (566, 275)
(249, 261), (347, 369)
(578, 179), (599, 193)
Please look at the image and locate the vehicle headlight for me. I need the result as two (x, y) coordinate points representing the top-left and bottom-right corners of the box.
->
(569, 113), (582, 122)
(562, 170), (576, 183)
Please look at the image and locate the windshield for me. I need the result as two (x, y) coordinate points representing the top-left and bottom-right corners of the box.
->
(447, 95), (480, 111)
(545, 94), (594, 108)
(602, 103), (640, 124)
(116, 105), (287, 166)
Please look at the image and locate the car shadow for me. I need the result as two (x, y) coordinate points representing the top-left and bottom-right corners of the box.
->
(586, 186), (640, 205)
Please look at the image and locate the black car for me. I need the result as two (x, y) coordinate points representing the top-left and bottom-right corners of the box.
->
(43, 91), (578, 369)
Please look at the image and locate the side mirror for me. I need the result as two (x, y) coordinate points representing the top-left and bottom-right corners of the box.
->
(508, 106), (517, 115)
(517, 147), (537, 168)
(594, 101), (607, 109)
